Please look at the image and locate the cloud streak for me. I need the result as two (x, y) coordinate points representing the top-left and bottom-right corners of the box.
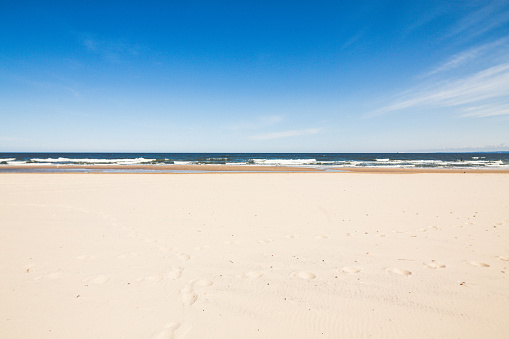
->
(421, 37), (509, 78)
(79, 34), (140, 63)
(225, 115), (283, 130)
(444, 1), (509, 41)
(249, 128), (320, 140)
(370, 36), (509, 118)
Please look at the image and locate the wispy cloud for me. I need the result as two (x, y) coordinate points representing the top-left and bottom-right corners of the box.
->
(341, 29), (367, 50)
(65, 87), (82, 99)
(460, 103), (509, 118)
(421, 37), (509, 78)
(225, 115), (283, 130)
(249, 128), (320, 140)
(370, 36), (509, 118)
(444, 1), (509, 41)
(403, 5), (447, 37)
(79, 34), (140, 63)
(0, 136), (30, 142)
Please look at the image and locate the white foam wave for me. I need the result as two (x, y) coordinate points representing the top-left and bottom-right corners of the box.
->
(251, 159), (317, 166)
(328, 158), (507, 168)
(4, 161), (29, 165)
(30, 157), (155, 165)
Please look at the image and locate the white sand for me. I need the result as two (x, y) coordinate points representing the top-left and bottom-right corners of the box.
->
(1, 173), (508, 338)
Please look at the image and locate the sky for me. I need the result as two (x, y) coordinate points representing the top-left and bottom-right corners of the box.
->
(1, 0), (509, 152)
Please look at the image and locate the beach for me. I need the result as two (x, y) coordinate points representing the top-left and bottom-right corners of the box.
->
(1, 171), (509, 338)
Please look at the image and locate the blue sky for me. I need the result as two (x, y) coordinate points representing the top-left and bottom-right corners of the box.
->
(1, 0), (508, 152)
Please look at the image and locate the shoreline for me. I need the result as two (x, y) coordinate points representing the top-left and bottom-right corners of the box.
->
(1, 164), (509, 174)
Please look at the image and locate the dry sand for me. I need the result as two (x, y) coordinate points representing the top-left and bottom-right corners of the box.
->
(1, 172), (508, 338)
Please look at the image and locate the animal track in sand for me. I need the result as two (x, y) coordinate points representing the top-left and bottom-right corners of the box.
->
(258, 239), (274, 244)
(497, 256), (509, 261)
(424, 261), (446, 269)
(340, 266), (362, 274)
(291, 271), (316, 280)
(468, 261), (490, 267)
(286, 234), (297, 239)
(386, 268), (412, 276)
(240, 271), (264, 278)
(150, 322), (181, 339)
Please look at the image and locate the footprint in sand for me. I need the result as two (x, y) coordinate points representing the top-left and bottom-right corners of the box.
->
(193, 279), (213, 287)
(224, 240), (240, 245)
(180, 286), (198, 305)
(497, 256), (509, 261)
(340, 266), (362, 274)
(291, 271), (316, 280)
(35, 271), (65, 281)
(116, 252), (138, 259)
(468, 261), (490, 267)
(75, 254), (98, 260)
(180, 280), (214, 305)
(286, 234), (297, 239)
(24, 263), (39, 273)
(424, 261), (446, 269)
(386, 268), (412, 276)
(157, 246), (175, 253)
(139, 275), (165, 282)
(168, 267), (184, 280)
(90, 275), (110, 284)
(257, 239), (274, 244)
(240, 271), (264, 279)
(176, 253), (191, 262)
(150, 322), (181, 339)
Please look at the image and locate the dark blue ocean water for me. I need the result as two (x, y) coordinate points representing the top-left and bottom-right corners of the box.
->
(1, 152), (508, 171)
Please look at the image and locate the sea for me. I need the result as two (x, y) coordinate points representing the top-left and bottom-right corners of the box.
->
(1, 152), (508, 172)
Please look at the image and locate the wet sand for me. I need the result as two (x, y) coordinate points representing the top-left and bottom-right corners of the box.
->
(1, 164), (509, 173)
